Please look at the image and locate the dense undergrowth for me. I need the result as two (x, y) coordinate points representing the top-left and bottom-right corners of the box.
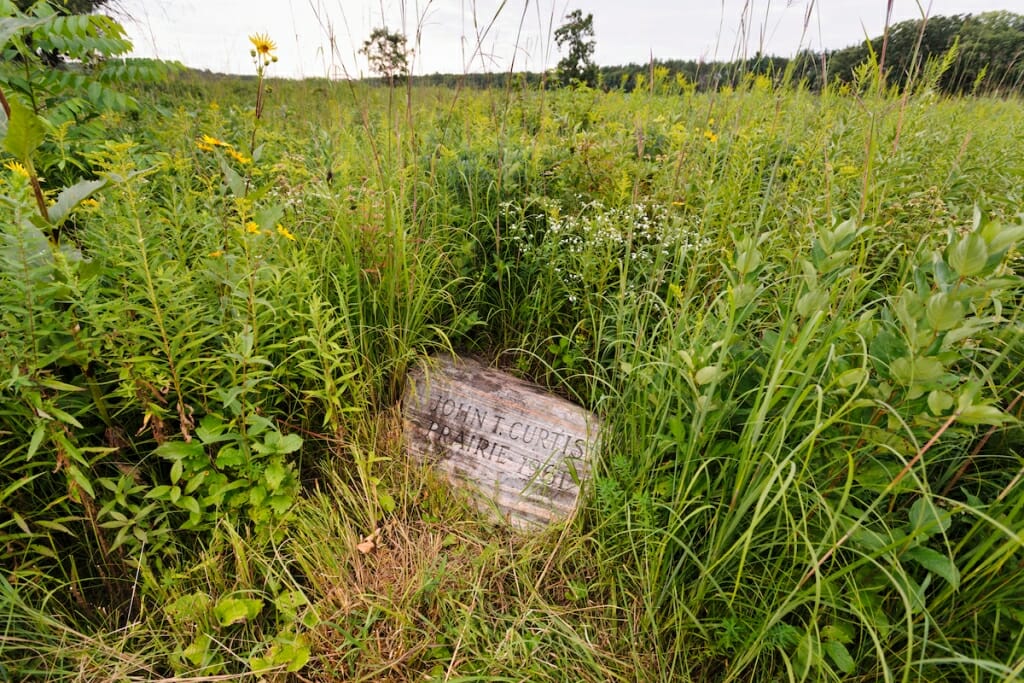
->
(2, 27), (1024, 681)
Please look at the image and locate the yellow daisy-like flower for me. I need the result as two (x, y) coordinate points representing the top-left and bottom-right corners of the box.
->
(227, 148), (251, 165)
(245, 221), (260, 234)
(4, 160), (30, 178)
(276, 224), (296, 241)
(209, 250), (224, 258)
(703, 129), (719, 144)
(249, 33), (277, 56)
(199, 134), (231, 149)
(81, 198), (100, 208)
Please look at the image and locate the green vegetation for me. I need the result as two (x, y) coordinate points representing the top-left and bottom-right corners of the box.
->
(2, 3), (1024, 681)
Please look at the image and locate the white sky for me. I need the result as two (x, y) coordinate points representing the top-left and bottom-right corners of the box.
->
(117, 1), (1020, 79)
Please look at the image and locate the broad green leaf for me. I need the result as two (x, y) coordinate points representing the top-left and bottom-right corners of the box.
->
(46, 404), (83, 429)
(166, 592), (211, 625)
(179, 495), (200, 516)
(889, 355), (944, 386)
(378, 490), (396, 513)
(215, 446), (244, 469)
(36, 378), (86, 392)
(170, 458), (183, 485)
(796, 288), (828, 317)
(958, 404), (1010, 426)
(947, 233), (988, 277)
(255, 204), (285, 231)
(144, 485), (172, 499)
(250, 633), (311, 673)
(249, 484), (268, 507)
(904, 546), (960, 589)
(982, 219), (1024, 255)
(196, 414), (228, 443)
(3, 96), (47, 163)
(927, 390), (954, 416)
(213, 597), (263, 627)
(909, 497), (952, 535)
(695, 365), (725, 386)
(0, 16), (49, 52)
(824, 640), (855, 675)
(734, 240), (761, 275)
(157, 441), (205, 461)
(184, 470), (207, 494)
(855, 459), (916, 495)
(821, 623), (855, 645)
(274, 589), (309, 620)
(836, 368), (867, 388)
(218, 156), (245, 196)
(67, 464), (95, 498)
(267, 493), (292, 515)
(925, 292), (964, 332)
(47, 178), (106, 226)
(277, 432), (303, 454)
(26, 423), (46, 460)
(183, 632), (213, 666)
(263, 461), (288, 491)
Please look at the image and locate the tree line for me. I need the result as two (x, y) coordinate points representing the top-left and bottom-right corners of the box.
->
(403, 11), (1024, 96)
(15, 1), (1023, 95)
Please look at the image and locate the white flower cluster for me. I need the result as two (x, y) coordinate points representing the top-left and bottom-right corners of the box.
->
(504, 198), (711, 295)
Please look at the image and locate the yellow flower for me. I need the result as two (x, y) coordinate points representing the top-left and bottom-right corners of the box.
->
(245, 221), (260, 234)
(227, 148), (251, 165)
(81, 198), (100, 208)
(249, 33), (277, 57)
(209, 250), (224, 258)
(198, 134), (231, 151)
(276, 224), (296, 241)
(704, 129), (719, 143)
(4, 160), (30, 178)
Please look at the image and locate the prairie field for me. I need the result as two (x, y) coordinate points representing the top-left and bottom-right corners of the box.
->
(2, 64), (1024, 681)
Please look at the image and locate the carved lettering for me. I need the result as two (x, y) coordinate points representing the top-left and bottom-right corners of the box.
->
(403, 356), (600, 529)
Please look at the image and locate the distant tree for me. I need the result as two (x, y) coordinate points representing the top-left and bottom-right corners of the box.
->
(554, 9), (597, 87)
(953, 12), (1024, 92)
(824, 12), (1024, 94)
(360, 27), (411, 84)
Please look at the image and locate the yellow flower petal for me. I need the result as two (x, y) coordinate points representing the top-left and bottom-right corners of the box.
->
(228, 149), (252, 165)
(4, 160), (30, 179)
(249, 33), (277, 56)
(276, 224), (296, 241)
(200, 134), (231, 149)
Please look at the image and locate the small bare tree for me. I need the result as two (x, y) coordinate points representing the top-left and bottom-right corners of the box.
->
(360, 27), (411, 85)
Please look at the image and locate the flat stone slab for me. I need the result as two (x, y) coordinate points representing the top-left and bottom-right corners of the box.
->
(402, 355), (599, 529)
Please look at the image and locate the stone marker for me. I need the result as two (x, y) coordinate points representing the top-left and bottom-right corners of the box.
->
(402, 355), (600, 529)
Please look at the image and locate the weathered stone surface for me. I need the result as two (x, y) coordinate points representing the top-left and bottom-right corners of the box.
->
(402, 355), (599, 529)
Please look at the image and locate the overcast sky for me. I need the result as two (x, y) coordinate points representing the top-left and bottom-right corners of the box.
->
(118, 1), (1020, 79)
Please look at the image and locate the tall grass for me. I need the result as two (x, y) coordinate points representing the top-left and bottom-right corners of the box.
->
(1, 56), (1022, 681)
